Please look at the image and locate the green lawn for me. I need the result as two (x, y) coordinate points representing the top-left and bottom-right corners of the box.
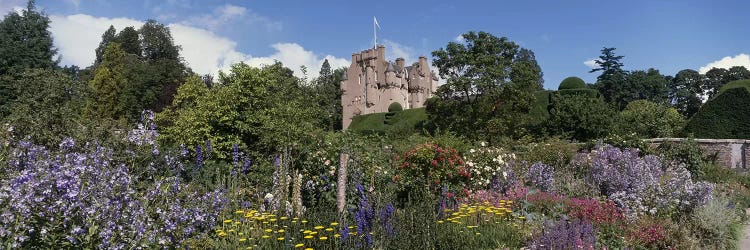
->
(348, 107), (427, 134)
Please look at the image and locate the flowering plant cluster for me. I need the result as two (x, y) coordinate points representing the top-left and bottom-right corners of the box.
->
(462, 146), (516, 188)
(525, 162), (554, 192)
(566, 198), (624, 226)
(0, 139), (227, 249)
(577, 145), (714, 217)
(396, 143), (468, 191)
(528, 219), (596, 250)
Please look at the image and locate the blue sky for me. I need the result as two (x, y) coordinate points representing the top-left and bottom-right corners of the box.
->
(3, 0), (749, 89)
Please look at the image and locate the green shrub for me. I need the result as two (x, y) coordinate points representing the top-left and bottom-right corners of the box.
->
(546, 93), (616, 141)
(616, 100), (685, 138)
(558, 76), (586, 90)
(684, 87), (750, 139)
(517, 138), (578, 169)
(388, 102), (403, 112)
(528, 90), (552, 125)
(557, 88), (600, 98)
(691, 196), (742, 249)
(656, 139), (710, 179)
(718, 79), (750, 95)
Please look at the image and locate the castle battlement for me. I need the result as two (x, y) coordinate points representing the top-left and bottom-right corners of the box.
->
(341, 45), (438, 129)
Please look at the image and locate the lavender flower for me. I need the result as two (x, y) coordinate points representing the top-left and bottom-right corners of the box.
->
(379, 203), (395, 237)
(195, 145), (203, 170)
(528, 219), (596, 250)
(526, 162), (554, 192)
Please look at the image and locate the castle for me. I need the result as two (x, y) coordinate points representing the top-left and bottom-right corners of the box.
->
(341, 45), (438, 129)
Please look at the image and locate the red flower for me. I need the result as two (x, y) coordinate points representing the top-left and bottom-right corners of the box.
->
(431, 160), (438, 166)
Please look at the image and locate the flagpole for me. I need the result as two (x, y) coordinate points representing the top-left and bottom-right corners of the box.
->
(373, 16), (376, 48)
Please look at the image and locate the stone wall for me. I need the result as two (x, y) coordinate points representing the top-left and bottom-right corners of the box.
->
(644, 138), (750, 168)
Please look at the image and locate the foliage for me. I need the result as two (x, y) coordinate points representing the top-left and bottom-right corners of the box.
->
(616, 100), (686, 138)
(656, 139), (710, 179)
(0, 0), (57, 75)
(558, 76), (586, 90)
(516, 138), (578, 170)
(690, 196), (742, 249)
(718, 79), (750, 95)
(546, 93), (616, 141)
(525, 162), (554, 192)
(387, 102), (403, 112)
(347, 107), (427, 137)
(684, 87), (750, 139)
(528, 90), (552, 125)
(86, 43), (128, 121)
(556, 88), (600, 98)
(463, 145), (516, 188)
(159, 62), (319, 159)
(704, 66), (750, 98)
(427, 31), (539, 143)
(1, 69), (85, 148)
(669, 69), (704, 117)
(566, 198), (624, 226)
(308, 60), (345, 131)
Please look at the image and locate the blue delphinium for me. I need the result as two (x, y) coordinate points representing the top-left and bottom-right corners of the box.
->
(353, 183), (374, 247)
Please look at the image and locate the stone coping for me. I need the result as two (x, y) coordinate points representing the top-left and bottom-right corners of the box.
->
(644, 138), (750, 144)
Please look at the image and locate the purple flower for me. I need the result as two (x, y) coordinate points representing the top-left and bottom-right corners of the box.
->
(195, 145), (203, 169)
(526, 162), (554, 192)
(529, 219), (596, 249)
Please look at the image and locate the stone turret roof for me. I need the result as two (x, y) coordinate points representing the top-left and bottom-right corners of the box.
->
(385, 62), (396, 73)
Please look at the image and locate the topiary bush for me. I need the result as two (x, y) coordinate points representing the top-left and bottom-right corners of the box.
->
(718, 79), (750, 95)
(616, 100), (685, 138)
(388, 102), (403, 112)
(558, 76), (587, 90)
(684, 87), (750, 139)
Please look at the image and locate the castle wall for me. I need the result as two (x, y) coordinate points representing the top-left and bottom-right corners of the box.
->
(341, 45), (437, 129)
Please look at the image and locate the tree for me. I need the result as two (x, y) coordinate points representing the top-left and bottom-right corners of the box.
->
(591, 47), (627, 105)
(620, 68), (669, 106)
(139, 20), (180, 62)
(428, 31), (538, 143)
(510, 48), (544, 91)
(309, 59), (345, 131)
(158, 62), (320, 159)
(116, 26), (141, 56)
(94, 25), (117, 64)
(616, 100), (685, 138)
(546, 94), (615, 141)
(670, 69), (704, 117)
(703, 66), (750, 98)
(0, 0), (57, 75)
(2, 69), (85, 147)
(86, 43), (128, 121)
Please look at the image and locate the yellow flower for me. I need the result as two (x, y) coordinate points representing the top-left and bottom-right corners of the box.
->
(348, 226), (354, 229)
(269, 218), (278, 222)
(218, 232), (227, 237)
(305, 248), (314, 250)
(264, 229), (273, 233)
(437, 220), (444, 224)
(228, 229), (235, 233)
(301, 220), (308, 224)
(334, 234), (341, 238)
(475, 232), (481, 235)
(325, 228), (334, 232)
(234, 221), (241, 225)
(518, 216), (526, 220)
(330, 222), (339, 226)
(303, 230), (312, 234)
(238, 232), (244, 236)
(239, 238), (247, 242)
(262, 235), (270, 239)
(278, 229), (286, 233)
(319, 236), (328, 241)
(235, 210), (245, 214)
(280, 216), (288, 220)
(314, 226), (324, 230)
(304, 235), (313, 239)
(293, 217), (300, 220)
(309, 231), (318, 235)
(294, 243), (304, 248)
(277, 237), (285, 241)
(223, 219), (233, 224)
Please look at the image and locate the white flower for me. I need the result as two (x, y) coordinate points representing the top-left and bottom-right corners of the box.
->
(469, 149), (476, 153)
(480, 142), (486, 147)
(503, 171), (508, 179)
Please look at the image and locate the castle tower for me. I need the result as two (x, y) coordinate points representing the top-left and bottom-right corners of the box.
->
(341, 46), (436, 129)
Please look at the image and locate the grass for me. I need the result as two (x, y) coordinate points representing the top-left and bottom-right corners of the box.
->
(347, 108), (427, 135)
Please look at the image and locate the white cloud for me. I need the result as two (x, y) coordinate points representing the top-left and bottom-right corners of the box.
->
(182, 3), (280, 32)
(49, 13), (346, 80)
(0, 0), (24, 15)
(49, 14), (143, 66)
(699, 54), (750, 74)
(583, 58), (598, 69)
(383, 39), (414, 63)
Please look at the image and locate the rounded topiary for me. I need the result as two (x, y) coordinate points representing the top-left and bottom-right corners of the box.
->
(558, 77), (587, 90)
(388, 102), (403, 112)
(718, 79), (750, 95)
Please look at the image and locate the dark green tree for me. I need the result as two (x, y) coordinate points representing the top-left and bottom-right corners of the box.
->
(591, 47), (627, 105)
(670, 69), (704, 117)
(620, 68), (669, 105)
(139, 20), (180, 62)
(428, 31), (537, 143)
(94, 25), (117, 64)
(703, 67), (728, 98)
(0, 0), (57, 75)
(546, 93), (616, 141)
(309, 59), (345, 131)
(510, 48), (544, 91)
(116, 26), (141, 56)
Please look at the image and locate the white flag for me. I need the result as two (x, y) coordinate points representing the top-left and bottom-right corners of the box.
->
(374, 16), (380, 29)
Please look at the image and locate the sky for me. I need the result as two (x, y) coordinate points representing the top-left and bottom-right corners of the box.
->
(1, 0), (749, 89)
